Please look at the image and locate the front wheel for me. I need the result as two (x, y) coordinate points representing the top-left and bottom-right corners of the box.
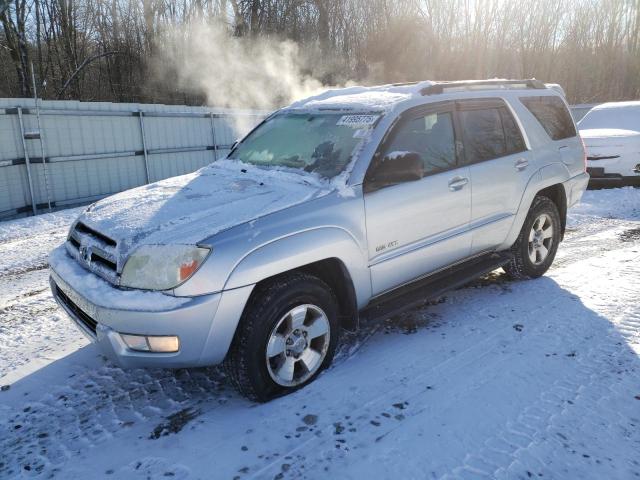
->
(224, 272), (339, 402)
(503, 195), (562, 280)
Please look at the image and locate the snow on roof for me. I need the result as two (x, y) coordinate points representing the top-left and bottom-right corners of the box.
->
(592, 100), (640, 110)
(287, 81), (435, 112)
(287, 79), (554, 113)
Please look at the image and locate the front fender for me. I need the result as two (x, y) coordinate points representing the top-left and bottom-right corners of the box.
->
(498, 162), (571, 250)
(224, 227), (371, 309)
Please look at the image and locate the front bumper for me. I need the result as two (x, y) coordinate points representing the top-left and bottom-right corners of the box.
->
(50, 256), (254, 369)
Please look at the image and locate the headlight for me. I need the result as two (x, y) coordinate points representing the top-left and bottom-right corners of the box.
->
(120, 245), (210, 290)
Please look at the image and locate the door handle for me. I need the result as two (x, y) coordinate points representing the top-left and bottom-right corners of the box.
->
(515, 158), (529, 171)
(448, 176), (469, 191)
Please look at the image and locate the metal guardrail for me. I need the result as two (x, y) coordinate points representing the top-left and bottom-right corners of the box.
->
(0, 99), (267, 220)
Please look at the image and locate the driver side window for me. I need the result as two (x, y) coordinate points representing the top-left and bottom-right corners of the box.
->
(382, 111), (457, 176)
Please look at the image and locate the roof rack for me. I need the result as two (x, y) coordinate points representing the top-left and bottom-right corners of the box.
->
(420, 79), (546, 96)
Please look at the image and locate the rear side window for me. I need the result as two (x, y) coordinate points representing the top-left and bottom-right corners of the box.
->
(521, 96), (576, 140)
(459, 105), (525, 164)
(500, 108), (526, 154)
(460, 109), (505, 163)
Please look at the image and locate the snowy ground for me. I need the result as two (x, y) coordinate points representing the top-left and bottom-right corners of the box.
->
(0, 188), (639, 479)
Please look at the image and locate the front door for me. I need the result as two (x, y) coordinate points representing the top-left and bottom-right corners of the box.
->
(364, 103), (472, 296)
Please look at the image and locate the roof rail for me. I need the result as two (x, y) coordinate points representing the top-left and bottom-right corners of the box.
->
(389, 81), (420, 87)
(420, 79), (547, 96)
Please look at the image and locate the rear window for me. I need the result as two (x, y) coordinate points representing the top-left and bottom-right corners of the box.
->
(521, 96), (576, 140)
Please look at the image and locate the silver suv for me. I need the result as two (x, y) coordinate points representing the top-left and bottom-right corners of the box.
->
(50, 79), (589, 401)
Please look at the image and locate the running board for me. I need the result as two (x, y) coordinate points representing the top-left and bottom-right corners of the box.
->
(361, 252), (513, 322)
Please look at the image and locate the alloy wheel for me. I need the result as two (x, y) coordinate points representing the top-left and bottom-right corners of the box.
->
(528, 213), (554, 265)
(265, 304), (331, 387)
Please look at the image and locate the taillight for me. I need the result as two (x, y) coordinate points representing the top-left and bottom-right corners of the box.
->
(580, 135), (587, 172)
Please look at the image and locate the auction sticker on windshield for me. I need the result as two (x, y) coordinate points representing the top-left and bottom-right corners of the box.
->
(336, 115), (380, 128)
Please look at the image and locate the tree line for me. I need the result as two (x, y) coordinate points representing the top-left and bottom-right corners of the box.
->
(2, 0), (640, 106)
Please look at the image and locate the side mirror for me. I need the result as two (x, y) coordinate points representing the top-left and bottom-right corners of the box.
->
(365, 151), (423, 192)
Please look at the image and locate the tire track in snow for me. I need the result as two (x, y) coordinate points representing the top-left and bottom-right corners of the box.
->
(248, 283), (604, 479)
(248, 223), (640, 479)
(440, 243), (640, 479)
(554, 218), (638, 269)
(0, 202), (638, 478)
(0, 366), (234, 478)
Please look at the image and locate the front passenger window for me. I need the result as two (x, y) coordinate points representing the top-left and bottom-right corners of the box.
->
(382, 111), (457, 176)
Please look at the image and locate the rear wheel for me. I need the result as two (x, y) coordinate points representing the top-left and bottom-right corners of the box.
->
(503, 195), (561, 279)
(224, 272), (339, 402)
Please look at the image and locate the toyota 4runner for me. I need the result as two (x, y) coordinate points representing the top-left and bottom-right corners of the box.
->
(50, 79), (589, 401)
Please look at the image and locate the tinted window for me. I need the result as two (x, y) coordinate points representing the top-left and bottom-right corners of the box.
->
(459, 108), (506, 163)
(521, 96), (576, 140)
(499, 107), (526, 154)
(383, 111), (456, 175)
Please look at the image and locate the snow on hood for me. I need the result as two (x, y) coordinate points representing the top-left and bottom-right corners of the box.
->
(579, 128), (640, 139)
(78, 160), (331, 257)
(580, 128), (640, 153)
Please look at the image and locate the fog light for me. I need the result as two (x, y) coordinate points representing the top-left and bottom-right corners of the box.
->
(147, 336), (180, 353)
(120, 334), (180, 353)
(121, 334), (149, 351)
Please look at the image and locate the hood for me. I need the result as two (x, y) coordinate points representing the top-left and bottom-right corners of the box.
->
(78, 160), (331, 258)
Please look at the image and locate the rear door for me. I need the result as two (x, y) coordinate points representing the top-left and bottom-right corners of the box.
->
(364, 102), (472, 296)
(456, 99), (533, 253)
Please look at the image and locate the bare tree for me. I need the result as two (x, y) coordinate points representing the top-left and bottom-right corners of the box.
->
(1, 0), (32, 96)
(1, 0), (639, 104)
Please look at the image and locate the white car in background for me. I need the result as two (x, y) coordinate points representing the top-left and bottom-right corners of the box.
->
(578, 101), (640, 187)
(570, 103), (599, 122)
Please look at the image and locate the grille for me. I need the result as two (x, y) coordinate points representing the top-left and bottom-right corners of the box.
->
(67, 221), (119, 284)
(74, 222), (117, 247)
(54, 283), (98, 336)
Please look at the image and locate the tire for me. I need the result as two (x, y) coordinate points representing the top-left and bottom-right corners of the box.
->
(503, 195), (562, 280)
(224, 272), (340, 402)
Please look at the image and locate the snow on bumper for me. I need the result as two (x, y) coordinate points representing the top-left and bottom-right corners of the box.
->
(49, 246), (253, 368)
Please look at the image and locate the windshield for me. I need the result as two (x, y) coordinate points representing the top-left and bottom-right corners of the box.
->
(578, 107), (640, 131)
(228, 112), (378, 178)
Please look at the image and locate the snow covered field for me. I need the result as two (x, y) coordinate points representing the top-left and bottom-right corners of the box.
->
(0, 188), (639, 479)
